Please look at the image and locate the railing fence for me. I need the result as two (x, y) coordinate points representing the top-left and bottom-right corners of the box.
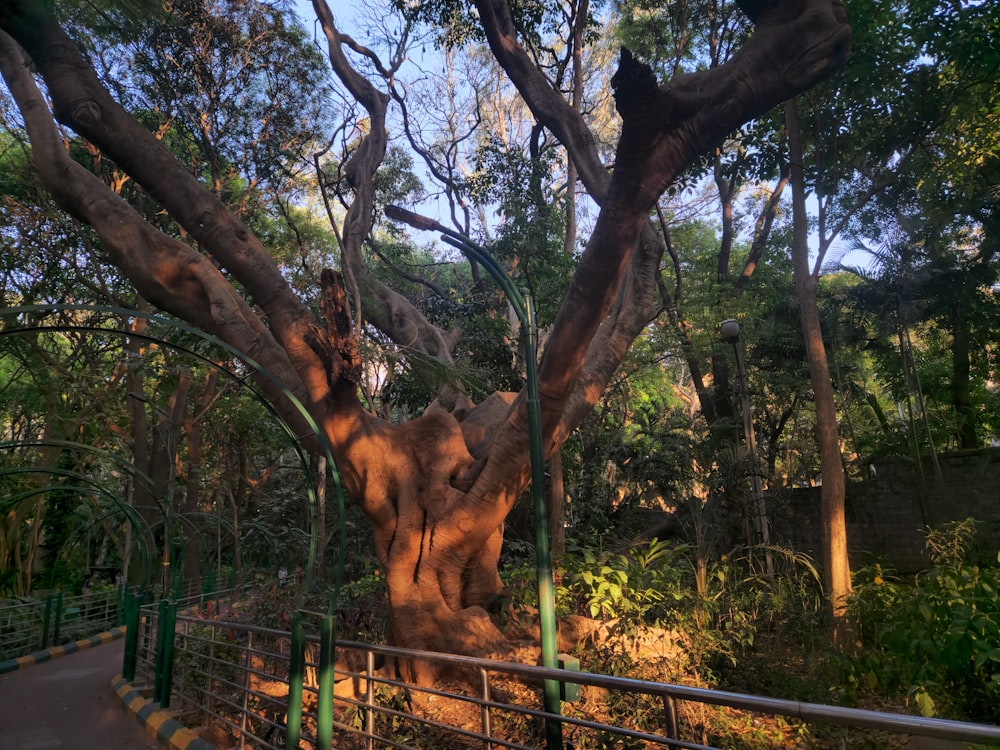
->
(0, 587), (123, 661)
(0, 572), (238, 665)
(124, 602), (1000, 750)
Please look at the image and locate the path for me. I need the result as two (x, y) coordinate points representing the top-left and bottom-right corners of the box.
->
(0, 638), (159, 750)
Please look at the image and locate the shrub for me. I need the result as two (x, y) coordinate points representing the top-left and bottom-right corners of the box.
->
(565, 538), (691, 628)
(845, 519), (1000, 721)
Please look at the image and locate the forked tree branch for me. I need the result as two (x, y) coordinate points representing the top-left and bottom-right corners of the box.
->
(0, 29), (334, 445)
(312, 0), (462, 377)
(479, 0), (849, 437)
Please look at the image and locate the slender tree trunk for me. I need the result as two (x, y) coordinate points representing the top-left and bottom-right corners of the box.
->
(227, 487), (242, 586)
(125, 316), (155, 585)
(785, 99), (852, 645)
(951, 307), (976, 448)
(548, 449), (566, 559)
(182, 370), (220, 583)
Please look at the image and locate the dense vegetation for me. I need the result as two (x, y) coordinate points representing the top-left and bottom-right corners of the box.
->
(0, 0), (998, 736)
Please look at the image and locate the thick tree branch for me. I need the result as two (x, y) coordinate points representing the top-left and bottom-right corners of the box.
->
(312, 0), (461, 377)
(735, 166), (790, 291)
(0, 30), (321, 439)
(473, 0), (610, 202)
(0, 1), (329, 401)
(466, 0), (849, 526)
(612, 1), (850, 208)
(542, 0), (848, 412)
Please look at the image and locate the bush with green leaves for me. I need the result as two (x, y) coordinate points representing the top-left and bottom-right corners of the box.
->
(565, 539), (692, 627)
(845, 519), (1000, 721)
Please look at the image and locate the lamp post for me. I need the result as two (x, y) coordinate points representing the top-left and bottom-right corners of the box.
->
(719, 320), (773, 579)
(385, 205), (563, 749)
(128, 392), (177, 595)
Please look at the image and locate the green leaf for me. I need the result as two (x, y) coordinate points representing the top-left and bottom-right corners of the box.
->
(914, 689), (936, 718)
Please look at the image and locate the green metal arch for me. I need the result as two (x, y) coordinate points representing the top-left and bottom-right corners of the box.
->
(0, 472), (155, 581)
(0, 304), (347, 610)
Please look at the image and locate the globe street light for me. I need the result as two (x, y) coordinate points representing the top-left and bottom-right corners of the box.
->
(719, 320), (773, 579)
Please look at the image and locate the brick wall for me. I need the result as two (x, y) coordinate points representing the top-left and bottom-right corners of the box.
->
(773, 448), (1000, 573)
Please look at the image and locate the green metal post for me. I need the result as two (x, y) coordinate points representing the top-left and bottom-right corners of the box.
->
(386, 207), (564, 749)
(171, 550), (183, 600)
(41, 594), (54, 649)
(316, 615), (335, 750)
(202, 569), (216, 611)
(524, 291), (563, 749)
(153, 598), (168, 703)
(284, 613), (306, 750)
(122, 589), (141, 682)
(160, 600), (177, 709)
(115, 584), (125, 627)
(52, 591), (64, 646)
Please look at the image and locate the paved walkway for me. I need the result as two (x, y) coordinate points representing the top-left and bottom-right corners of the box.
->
(0, 638), (159, 750)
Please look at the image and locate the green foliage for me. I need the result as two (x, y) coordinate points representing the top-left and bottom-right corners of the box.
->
(469, 135), (573, 327)
(566, 538), (689, 625)
(337, 567), (389, 642)
(615, 0), (750, 76)
(395, 0), (581, 50)
(552, 537), (824, 675)
(131, 0), (332, 188)
(353, 683), (417, 743)
(844, 520), (1000, 722)
(548, 538), (827, 750)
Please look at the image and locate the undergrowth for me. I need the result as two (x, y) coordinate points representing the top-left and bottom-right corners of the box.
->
(843, 518), (1000, 723)
(232, 519), (997, 748)
(503, 523), (1000, 746)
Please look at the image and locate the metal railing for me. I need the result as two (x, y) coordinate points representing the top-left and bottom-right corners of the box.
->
(0, 587), (124, 661)
(0, 572), (243, 667)
(127, 605), (1000, 750)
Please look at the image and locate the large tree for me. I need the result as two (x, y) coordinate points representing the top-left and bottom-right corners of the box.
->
(0, 0), (850, 673)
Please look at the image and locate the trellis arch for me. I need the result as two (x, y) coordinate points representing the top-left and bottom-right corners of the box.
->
(0, 304), (347, 608)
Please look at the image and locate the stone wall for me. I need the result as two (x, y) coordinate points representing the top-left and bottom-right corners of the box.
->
(773, 448), (1000, 573)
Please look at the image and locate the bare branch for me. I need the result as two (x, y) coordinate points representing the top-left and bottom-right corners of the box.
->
(311, 0), (461, 381)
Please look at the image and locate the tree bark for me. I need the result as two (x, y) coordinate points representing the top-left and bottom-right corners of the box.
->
(785, 98), (852, 645)
(182, 370), (222, 583)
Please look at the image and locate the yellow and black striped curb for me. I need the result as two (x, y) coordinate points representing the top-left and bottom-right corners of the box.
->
(112, 676), (218, 750)
(0, 625), (126, 674)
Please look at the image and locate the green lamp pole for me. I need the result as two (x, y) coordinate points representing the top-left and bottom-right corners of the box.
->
(385, 205), (563, 749)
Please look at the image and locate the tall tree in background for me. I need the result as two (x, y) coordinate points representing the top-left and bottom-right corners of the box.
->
(847, 0), (1000, 451)
(785, 97), (852, 642)
(0, 0), (850, 670)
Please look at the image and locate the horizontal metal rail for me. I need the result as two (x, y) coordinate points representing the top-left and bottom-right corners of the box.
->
(0, 588), (121, 660)
(131, 609), (1000, 749)
(338, 638), (1000, 745)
